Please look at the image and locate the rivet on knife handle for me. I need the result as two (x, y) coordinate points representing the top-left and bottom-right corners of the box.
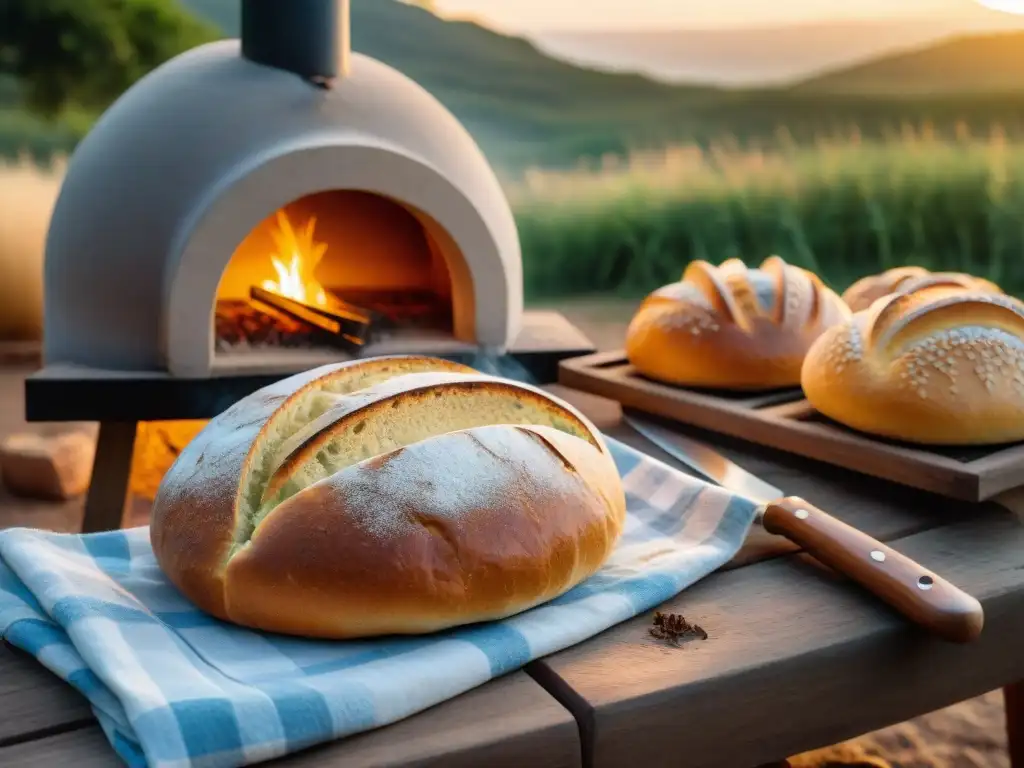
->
(760, 497), (984, 644)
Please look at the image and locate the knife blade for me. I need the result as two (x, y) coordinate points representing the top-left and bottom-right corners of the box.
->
(622, 410), (985, 644)
(624, 414), (784, 505)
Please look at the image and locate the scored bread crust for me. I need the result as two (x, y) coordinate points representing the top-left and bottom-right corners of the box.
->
(150, 356), (626, 638)
(625, 255), (851, 389)
(801, 284), (1024, 445)
(226, 424), (624, 637)
(261, 370), (606, 505)
(842, 266), (1001, 313)
(150, 356), (478, 620)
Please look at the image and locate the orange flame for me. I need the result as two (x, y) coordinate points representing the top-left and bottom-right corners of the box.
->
(261, 210), (328, 307)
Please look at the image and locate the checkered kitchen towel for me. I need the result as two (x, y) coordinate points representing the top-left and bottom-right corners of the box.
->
(0, 436), (757, 768)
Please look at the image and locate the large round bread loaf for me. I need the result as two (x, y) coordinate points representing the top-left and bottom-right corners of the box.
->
(625, 255), (851, 389)
(801, 284), (1024, 445)
(150, 355), (626, 639)
(842, 266), (1001, 313)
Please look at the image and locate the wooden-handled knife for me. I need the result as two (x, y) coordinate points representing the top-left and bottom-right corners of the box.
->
(623, 410), (985, 644)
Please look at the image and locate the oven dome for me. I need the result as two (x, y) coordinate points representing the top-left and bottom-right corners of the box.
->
(43, 39), (523, 376)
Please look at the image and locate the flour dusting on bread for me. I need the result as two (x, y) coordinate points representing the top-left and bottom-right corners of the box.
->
(232, 359), (479, 549)
(818, 324), (864, 374)
(897, 326), (1024, 399)
(802, 285), (1024, 444)
(150, 355), (626, 638)
(256, 372), (603, 523)
(842, 265), (1002, 313)
(626, 255), (849, 389)
(324, 426), (593, 540)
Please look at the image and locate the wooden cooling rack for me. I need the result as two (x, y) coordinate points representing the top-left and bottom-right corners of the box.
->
(559, 350), (1024, 502)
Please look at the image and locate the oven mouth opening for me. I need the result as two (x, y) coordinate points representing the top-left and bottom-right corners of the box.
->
(212, 188), (474, 373)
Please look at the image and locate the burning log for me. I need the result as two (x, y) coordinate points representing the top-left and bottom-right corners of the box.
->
(249, 285), (373, 344)
(331, 289), (453, 332)
(215, 300), (362, 353)
(248, 287), (369, 352)
(216, 301), (317, 349)
(216, 282), (454, 356)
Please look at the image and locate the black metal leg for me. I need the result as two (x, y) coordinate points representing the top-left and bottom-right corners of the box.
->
(80, 422), (137, 534)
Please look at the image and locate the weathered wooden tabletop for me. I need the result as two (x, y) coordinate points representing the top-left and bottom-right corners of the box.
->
(2, 384), (1024, 767)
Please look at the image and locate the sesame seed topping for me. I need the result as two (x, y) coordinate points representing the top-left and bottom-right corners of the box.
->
(891, 324), (1024, 400)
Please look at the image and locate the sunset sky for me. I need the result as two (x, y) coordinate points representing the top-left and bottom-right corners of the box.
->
(432, 0), (1024, 31)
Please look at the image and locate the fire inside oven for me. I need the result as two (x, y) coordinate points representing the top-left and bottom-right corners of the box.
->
(214, 190), (455, 357)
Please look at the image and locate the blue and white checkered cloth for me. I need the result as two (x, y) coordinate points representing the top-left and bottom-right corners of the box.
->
(0, 436), (757, 768)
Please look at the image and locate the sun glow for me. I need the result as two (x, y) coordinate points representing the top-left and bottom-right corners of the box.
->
(976, 0), (1024, 14)
(261, 211), (329, 307)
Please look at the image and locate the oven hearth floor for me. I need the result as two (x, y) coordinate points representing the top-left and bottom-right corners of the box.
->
(212, 328), (503, 376)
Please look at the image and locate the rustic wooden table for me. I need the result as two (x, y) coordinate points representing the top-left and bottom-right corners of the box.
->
(2, 384), (1024, 768)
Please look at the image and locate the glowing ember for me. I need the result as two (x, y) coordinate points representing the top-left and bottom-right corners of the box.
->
(261, 211), (329, 307)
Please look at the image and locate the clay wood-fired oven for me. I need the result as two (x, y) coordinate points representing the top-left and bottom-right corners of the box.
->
(26, 0), (594, 532)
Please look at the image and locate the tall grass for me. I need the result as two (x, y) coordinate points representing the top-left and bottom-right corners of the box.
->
(5, 130), (1024, 344)
(509, 127), (1024, 300)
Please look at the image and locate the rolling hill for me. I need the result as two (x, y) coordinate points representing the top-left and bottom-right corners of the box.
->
(796, 31), (1024, 94)
(529, 4), (1024, 87)
(10, 0), (1024, 172)
(179, 0), (723, 168)
(176, 1), (1024, 163)
(532, 19), (973, 87)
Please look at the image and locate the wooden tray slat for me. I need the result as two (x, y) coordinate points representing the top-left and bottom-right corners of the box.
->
(559, 351), (1024, 502)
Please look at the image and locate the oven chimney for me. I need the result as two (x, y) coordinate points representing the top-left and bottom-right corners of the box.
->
(241, 0), (351, 85)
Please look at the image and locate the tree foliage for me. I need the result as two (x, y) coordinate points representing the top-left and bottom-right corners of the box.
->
(0, 0), (218, 119)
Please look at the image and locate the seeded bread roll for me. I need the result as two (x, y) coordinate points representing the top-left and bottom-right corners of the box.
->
(801, 284), (1024, 445)
(625, 255), (851, 389)
(150, 356), (626, 639)
(842, 266), (1001, 313)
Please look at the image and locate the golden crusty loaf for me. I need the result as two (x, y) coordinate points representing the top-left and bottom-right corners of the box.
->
(625, 255), (851, 389)
(842, 266), (1001, 313)
(802, 284), (1024, 445)
(150, 356), (626, 639)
